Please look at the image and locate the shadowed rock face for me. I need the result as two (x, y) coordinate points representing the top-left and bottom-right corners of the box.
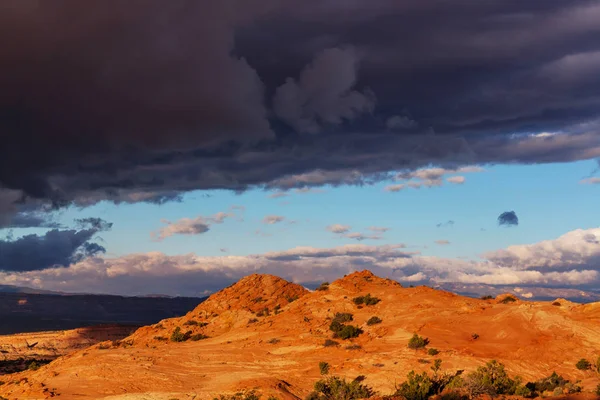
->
(0, 292), (204, 335)
(1, 270), (600, 399)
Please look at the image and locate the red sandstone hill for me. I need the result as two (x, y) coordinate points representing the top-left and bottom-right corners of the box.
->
(1, 271), (599, 400)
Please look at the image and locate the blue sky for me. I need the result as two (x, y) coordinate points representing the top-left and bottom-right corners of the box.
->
(42, 159), (598, 261)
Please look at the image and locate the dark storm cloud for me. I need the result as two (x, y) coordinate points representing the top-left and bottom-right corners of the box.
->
(498, 211), (519, 227)
(0, 218), (112, 272)
(1, 0), (600, 222)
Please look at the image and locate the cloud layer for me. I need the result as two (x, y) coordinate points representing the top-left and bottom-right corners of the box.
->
(2, 227), (598, 296)
(1, 1), (600, 221)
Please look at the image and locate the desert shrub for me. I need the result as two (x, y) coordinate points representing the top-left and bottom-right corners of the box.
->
(395, 371), (432, 400)
(596, 356), (600, 373)
(352, 294), (380, 306)
(345, 344), (362, 351)
(256, 307), (270, 317)
(316, 282), (330, 291)
(408, 333), (430, 349)
(170, 327), (191, 342)
(366, 316), (382, 326)
(514, 385), (533, 397)
(252, 297), (264, 303)
(323, 339), (339, 347)
(286, 295), (299, 303)
(27, 361), (40, 371)
(532, 371), (568, 393)
(267, 338), (280, 344)
(563, 382), (582, 394)
(154, 336), (167, 341)
(332, 312), (353, 323)
(274, 304), (281, 314)
(307, 376), (375, 400)
(595, 383), (600, 396)
(213, 390), (261, 400)
(248, 318), (259, 324)
(190, 334), (209, 341)
(184, 320), (198, 326)
(464, 360), (519, 397)
(98, 343), (110, 350)
(471, 333), (479, 340)
(445, 375), (465, 391)
(552, 301), (561, 306)
(480, 295), (493, 300)
(427, 348), (439, 356)
(333, 325), (363, 340)
(576, 358), (591, 370)
(319, 361), (330, 375)
(500, 295), (517, 304)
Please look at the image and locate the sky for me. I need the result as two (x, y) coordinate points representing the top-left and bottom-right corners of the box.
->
(0, 1), (599, 298)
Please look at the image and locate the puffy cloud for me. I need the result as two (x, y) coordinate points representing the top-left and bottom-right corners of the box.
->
(327, 224), (351, 234)
(498, 211), (519, 227)
(0, 218), (112, 272)
(580, 177), (600, 184)
(435, 240), (450, 245)
(447, 176), (465, 184)
(152, 211), (235, 241)
(342, 232), (382, 241)
(386, 115), (418, 131)
(2, 227), (600, 296)
(273, 47), (375, 134)
(368, 226), (390, 233)
(263, 215), (286, 224)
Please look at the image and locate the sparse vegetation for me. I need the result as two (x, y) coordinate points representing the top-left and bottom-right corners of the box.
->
(319, 361), (330, 375)
(248, 318), (259, 324)
(306, 376), (375, 400)
(427, 348), (439, 356)
(267, 338), (280, 344)
(190, 333), (209, 341)
(408, 333), (430, 349)
(345, 344), (361, 351)
(213, 390), (261, 400)
(154, 336), (167, 341)
(463, 360), (520, 397)
(332, 312), (353, 323)
(286, 295), (299, 303)
(27, 361), (40, 371)
(480, 295), (493, 300)
(316, 282), (330, 291)
(352, 293), (380, 306)
(252, 296), (264, 303)
(500, 295), (517, 304)
(595, 383), (600, 396)
(527, 371), (582, 396)
(552, 301), (561, 306)
(323, 339), (339, 347)
(366, 316), (382, 326)
(331, 324), (363, 340)
(471, 333), (479, 340)
(274, 304), (281, 314)
(396, 370), (432, 400)
(576, 358), (591, 370)
(170, 326), (191, 342)
(256, 307), (270, 317)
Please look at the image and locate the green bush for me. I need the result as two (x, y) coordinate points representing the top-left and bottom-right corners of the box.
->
(395, 371), (432, 400)
(334, 325), (363, 340)
(170, 327), (190, 342)
(576, 358), (591, 370)
(352, 294), (380, 306)
(306, 376), (374, 400)
(332, 312), (353, 323)
(286, 295), (299, 303)
(532, 371), (567, 393)
(190, 334), (209, 341)
(514, 385), (532, 397)
(427, 348), (439, 356)
(256, 307), (270, 317)
(440, 392), (468, 400)
(464, 360), (519, 397)
(316, 282), (330, 291)
(408, 333), (430, 349)
(319, 361), (330, 375)
(500, 295), (517, 304)
(366, 316), (382, 326)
